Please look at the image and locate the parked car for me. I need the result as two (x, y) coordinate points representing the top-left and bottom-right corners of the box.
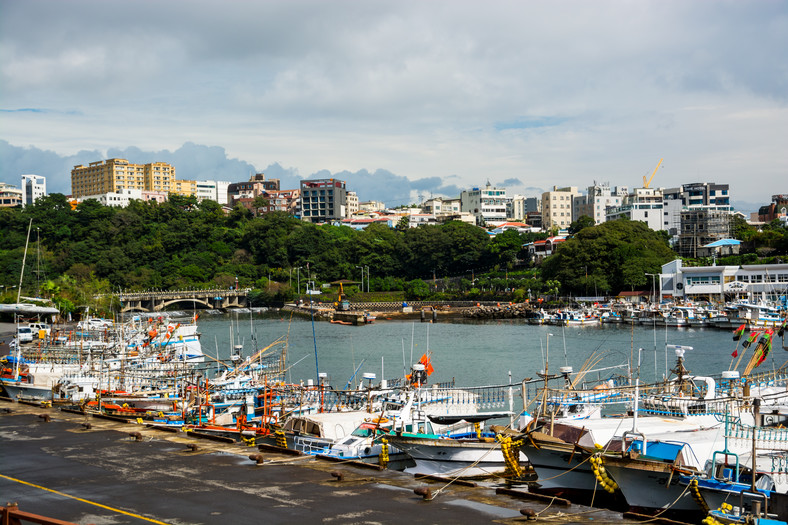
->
(77, 318), (113, 330)
(16, 326), (33, 343)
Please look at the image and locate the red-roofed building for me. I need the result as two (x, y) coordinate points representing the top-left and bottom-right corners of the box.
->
(524, 236), (567, 263)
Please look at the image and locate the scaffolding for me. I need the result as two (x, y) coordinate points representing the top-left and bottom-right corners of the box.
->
(677, 207), (732, 258)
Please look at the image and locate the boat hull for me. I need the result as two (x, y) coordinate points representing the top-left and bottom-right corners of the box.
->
(388, 434), (523, 478)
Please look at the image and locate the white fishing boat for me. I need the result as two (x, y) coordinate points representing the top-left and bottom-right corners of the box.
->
(386, 411), (520, 478)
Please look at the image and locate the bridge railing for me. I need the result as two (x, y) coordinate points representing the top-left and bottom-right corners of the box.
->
(114, 288), (252, 300)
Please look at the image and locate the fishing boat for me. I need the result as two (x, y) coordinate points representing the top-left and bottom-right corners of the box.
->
(386, 411), (521, 478)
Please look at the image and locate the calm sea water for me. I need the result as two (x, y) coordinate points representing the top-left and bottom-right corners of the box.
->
(192, 311), (787, 389)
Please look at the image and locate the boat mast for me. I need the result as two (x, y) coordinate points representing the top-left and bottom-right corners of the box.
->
(17, 218), (33, 303)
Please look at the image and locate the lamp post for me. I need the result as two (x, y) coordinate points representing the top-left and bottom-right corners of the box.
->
(355, 265), (364, 293)
(296, 267), (303, 296)
(364, 265), (369, 293)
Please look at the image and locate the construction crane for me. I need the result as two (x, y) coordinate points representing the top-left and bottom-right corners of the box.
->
(643, 158), (663, 189)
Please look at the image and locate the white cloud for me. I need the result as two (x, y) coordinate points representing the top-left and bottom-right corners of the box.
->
(1, 0), (786, 206)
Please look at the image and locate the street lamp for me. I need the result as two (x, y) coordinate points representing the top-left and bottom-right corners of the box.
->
(364, 265), (369, 293)
(355, 265), (364, 293)
(295, 267), (303, 296)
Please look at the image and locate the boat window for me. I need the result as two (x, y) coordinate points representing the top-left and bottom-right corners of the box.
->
(351, 427), (374, 437)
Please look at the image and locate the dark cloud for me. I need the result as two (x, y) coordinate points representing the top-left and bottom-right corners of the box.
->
(0, 140), (102, 194)
(0, 140), (465, 207)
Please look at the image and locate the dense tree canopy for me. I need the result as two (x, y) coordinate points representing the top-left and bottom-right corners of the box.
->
(0, 196), (534, 306)
(541, 219), (676, 295)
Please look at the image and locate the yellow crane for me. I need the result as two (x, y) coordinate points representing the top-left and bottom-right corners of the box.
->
(643, 158), (663, 189)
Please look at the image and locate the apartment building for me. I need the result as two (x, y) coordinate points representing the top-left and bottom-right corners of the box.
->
(757, 194), (788, 223)
(509, 195), (540, 222)
(541, 186), (578, 230)
(460, 183), (508, 226)
(422, 197), (457, 215)
(573, 183), (627, 225)
(77, 189), (169, 207)
(227, 173), (280, 204)
(170, 178), (197, 197)
(21, 175), (46, 206)
(239, 189), (301, 215)
(359, 201), (386, 212)
(71, 159), (191, 198)
(195, 180), (231, 204)
(346, 191), (359, 217)
(605, 187), (664, 230)
(662, 182), (731, 235)
(300, 178), (348, 223)
(0, 182), (23, 207)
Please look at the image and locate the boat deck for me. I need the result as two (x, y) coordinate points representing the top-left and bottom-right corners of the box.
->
(0, 398), (644, 524)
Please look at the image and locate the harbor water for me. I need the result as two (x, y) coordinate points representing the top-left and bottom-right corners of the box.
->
(193, 310), (784, 390)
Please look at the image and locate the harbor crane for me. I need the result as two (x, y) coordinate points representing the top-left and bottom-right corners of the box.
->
(642, 158), (663, 189)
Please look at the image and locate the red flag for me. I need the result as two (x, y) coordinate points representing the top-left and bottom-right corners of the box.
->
(732, 324), (746, 341)
(419, 353), (434, 376)
(731, 348), (738, 358)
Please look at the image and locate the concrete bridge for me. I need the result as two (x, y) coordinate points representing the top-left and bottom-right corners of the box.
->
(118, 288), (252, 313)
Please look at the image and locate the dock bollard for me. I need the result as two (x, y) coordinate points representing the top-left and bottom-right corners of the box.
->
(520, 508), (537, 520)
(38, 414), (51, 422)
(248, 454), (264, 465)
(129, 431), (142, 441)
(330, 471), (344, 482)
(414, 487), (432, 500)
(186, 443), (199, 452)
(81, 422), (92, 430)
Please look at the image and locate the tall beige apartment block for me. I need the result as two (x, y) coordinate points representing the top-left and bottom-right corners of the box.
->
(541, 186), (579, 230)
(71, 158), (193, 198)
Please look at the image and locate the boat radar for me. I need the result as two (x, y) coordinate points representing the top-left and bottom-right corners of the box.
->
(362, 372), (376, 388)
(667, 344), (693, 358)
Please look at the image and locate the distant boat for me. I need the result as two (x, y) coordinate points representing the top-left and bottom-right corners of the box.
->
(0, 303), (59, 315)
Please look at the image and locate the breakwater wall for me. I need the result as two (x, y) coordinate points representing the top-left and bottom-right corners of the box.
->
(281, 301), (537, 321)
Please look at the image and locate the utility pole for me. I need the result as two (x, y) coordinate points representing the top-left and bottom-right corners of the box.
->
(645, 273), (658, 305)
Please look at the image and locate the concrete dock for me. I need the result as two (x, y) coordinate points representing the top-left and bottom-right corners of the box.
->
(0, 400), (641, 525)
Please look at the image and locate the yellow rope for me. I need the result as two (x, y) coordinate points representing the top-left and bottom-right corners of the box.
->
(0, 473), (172, 525)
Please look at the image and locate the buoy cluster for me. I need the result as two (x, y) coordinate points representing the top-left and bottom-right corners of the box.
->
(590, 454), (618, 493)
(702, 503), (733, 525)
(497, 435), (524, 478)
(378, 438), (389, 468)
(689, 478), (709, 513)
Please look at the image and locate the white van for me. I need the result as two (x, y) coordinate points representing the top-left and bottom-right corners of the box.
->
(28, 322), (51, 339)
(17, 326), (33, 343)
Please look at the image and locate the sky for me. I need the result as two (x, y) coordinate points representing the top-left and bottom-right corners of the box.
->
(1, 0), (786, 210)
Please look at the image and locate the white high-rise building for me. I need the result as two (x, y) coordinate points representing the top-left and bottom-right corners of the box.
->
(195, 180), (231, 204)
(573, 183), (628, 225)
(460, 182), (509, 226)
(21, 175), (46, 206)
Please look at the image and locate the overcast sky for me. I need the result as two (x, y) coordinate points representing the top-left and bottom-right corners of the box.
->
(1, 0), (786, 209)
